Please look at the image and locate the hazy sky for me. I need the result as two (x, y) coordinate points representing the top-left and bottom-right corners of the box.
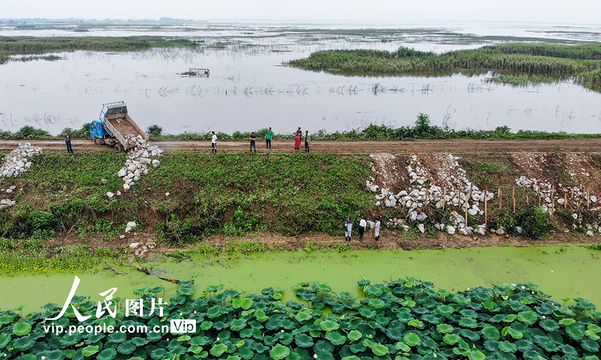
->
(1, 0), (599, 25)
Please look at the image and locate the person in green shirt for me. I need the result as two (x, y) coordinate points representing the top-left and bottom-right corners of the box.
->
(265, 127), (274, 150)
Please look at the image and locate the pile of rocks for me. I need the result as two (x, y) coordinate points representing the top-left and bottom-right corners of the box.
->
(129, 241), (157, 259)
(368, 154), (494, 235)
(0, 143), (42, 178)
(0, 143), (42, 210)
(117, 135), (163, 191)
(515, 175), (598, 212)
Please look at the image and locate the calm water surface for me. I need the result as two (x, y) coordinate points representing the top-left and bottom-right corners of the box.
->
(0, 21), (600, 135)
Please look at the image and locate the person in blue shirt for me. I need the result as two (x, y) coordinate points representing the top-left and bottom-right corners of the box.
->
(65, 130), (73, 154)
(250, 132), (257, 152)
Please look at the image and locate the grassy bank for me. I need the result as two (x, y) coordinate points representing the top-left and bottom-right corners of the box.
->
(0, 152), (373, 242)
(3, 114), (601, 142)
(288, 44), (601, 93)
(0, 36), (198, 64)
(2, 148), (601, 271)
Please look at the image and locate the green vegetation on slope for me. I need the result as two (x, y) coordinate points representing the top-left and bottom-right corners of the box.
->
(1, 278), (600, 359)
(288, 44), (601, 92)
(0, 152), (373, 243)
(0, 36), (198, 64)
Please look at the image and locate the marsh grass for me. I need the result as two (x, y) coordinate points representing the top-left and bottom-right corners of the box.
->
(289, 44), (601, 93)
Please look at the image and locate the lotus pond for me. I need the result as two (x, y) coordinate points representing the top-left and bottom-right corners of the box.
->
(1, 245), (601, 359)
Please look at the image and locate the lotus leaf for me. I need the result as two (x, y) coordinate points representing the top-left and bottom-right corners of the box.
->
(347, 330), (362, 342)
(269, 344), (290, 360)
(231, 319), (248, 331)
(325, 331), (346, 346)
(107, 332), (126, 344)
(294, 334), (314, 348)
(443, 333), (461, 345)
(468, 349), (486, 360)
(481, 325), (500, 340)
(403, 332), (421, 347)
(116, 340), (136, 355)
(255, 309), (268, 322)
(364, 284), (385, 297)
(210, 343), (229, 357)
(98, 348), (117, 360)
(517, 310), (538, 325)
(566, 325), (585, 340)
(13, 336), (35, 351)
(295, 311), (312, 322)
(458, 317), (478, 328)
(81, 345), (100, 357)
(12, 322), (32, 336)
(368, 299), (386, 309)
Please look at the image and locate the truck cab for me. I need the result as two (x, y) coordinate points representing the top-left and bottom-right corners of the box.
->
(89, 120), (106, 145)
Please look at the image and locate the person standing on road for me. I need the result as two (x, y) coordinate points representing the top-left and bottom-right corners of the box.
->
(265, 127), (274, 150)
(250, 132), (257, 152)
(344, 217), (353, 241)
(374, 218), (381, 241)
(304, 130), (310, 153)
(211, 131), (218, 154)
(294, 129), (301, 151)
(65, 130), (73, 154)
(358, 217), (367, 241)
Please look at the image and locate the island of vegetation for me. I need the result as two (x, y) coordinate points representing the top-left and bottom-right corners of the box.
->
(288, 44), (601, 93)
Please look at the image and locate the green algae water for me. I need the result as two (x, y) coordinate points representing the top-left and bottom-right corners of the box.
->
(1, 245), (600, 313)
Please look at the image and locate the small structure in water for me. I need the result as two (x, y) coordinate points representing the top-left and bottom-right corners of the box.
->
(184, 68), (210, 77)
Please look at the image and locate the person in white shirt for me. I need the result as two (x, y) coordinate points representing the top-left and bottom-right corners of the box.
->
(358, 218), (367, 241)
(211, 131), (218, 154)
(344, 217), (353, 241)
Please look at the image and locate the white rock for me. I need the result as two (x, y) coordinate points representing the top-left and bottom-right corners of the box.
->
(130, 242), (140, 249)
(106, 192), (114, 198)
(447, 226), (456, 235)
(586, 230), (594, 237)
(418, 224), (425, 233)
(123, 183), (131, 191)
(495, 228), (505, 235)
(152, 160), (160, 168)
(125, 221), (137, 233)
(101, 179), (108, 185)
(118, 168), (127, 177)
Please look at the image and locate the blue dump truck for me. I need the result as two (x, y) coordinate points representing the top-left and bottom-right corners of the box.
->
(90, 101), (148, 152)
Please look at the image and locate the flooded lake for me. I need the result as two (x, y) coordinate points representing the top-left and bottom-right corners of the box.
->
(1, 245), (600, 313)
(1, 21), (601, 135)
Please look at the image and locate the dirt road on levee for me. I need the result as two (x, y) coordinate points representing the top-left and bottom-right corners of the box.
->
(0, 138), (600, 154)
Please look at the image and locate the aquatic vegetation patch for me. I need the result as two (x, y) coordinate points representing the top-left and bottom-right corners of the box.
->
(0, 277), (599, 359)
(289, 44), (601, 93)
